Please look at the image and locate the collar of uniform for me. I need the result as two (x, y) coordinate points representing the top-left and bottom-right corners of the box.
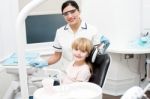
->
(64, 21), (87, 30)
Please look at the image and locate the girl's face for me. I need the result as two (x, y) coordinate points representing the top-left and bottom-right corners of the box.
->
(72, 49), (88, 62)
(62, 5), (80, 26)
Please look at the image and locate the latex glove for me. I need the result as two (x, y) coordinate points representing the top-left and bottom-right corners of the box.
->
(29, 58), (48, 68)
(97, 36), (110, 54)
(100, 36), (110, 48)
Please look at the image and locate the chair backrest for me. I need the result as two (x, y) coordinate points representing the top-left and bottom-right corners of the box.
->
(88, 53), (110, 87)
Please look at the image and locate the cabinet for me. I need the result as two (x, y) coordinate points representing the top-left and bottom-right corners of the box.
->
(0, 68), (17, 99)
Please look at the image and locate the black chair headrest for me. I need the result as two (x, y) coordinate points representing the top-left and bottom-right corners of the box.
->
(87, 47), (110, 87)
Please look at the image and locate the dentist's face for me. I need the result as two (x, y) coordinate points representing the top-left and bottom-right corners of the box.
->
(72, 49), (88, 62)
(62, 5), (80, 26)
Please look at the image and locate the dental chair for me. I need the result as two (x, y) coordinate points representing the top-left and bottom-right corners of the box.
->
(87, 44), (110, 87)
(88, 53), (110, 87)
(86, 36), (110, 87)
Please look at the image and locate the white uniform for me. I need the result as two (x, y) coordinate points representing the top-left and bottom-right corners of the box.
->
(53, 21), (102, 69)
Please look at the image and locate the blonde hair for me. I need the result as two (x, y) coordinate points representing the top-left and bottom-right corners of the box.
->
(72, 38), (93, 55)
(72, 37), (93, 73)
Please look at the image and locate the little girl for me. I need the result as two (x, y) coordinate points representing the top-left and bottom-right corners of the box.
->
(62, 37), (93, 84)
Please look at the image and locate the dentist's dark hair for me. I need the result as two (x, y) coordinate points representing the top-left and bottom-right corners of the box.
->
(61, 0), (80, 13)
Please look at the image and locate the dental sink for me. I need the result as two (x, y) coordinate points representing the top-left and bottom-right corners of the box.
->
(34, 82), (102, 99)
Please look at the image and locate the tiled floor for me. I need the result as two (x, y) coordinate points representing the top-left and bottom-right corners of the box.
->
(146, 91), (150, 98)
(103, 94), (121, 99)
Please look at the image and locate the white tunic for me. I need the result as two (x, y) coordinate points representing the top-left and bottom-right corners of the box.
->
(53, 21), (102, 68)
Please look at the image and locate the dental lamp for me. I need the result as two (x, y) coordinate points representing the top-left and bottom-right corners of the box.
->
(16, 0), (48, 98)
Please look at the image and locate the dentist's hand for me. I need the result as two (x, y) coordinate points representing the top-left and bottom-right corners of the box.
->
(29, 58), (48, 68)
(100, 36), (110, 48)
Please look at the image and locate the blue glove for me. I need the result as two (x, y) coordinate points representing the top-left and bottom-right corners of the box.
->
(29, 58), (48, 68)
(100, 36), (110, 48)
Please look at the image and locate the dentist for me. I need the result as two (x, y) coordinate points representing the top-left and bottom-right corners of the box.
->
(30, 0), (108, 69)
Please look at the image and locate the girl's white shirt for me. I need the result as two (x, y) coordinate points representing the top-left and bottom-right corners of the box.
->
(63, 61), (91, 84)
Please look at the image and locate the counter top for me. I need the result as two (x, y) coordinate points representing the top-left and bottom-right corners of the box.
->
(108, 47), (150, 54)
(107, 41), (150, 54)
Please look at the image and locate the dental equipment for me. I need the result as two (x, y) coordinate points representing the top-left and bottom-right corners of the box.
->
(121, 83), (150, 99)
(16, 0), (48, 98)
(34, 82), (102, 99)
(91, 36), (110, 63)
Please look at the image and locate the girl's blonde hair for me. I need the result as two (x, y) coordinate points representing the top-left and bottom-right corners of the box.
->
(72, 37), (93, 73)
(72, 37), (93, 55)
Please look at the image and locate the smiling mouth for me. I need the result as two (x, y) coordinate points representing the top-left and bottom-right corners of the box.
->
(68, 18), (75, 22)
(68, 20), (74, 23)
(75, 55), (82, 59)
